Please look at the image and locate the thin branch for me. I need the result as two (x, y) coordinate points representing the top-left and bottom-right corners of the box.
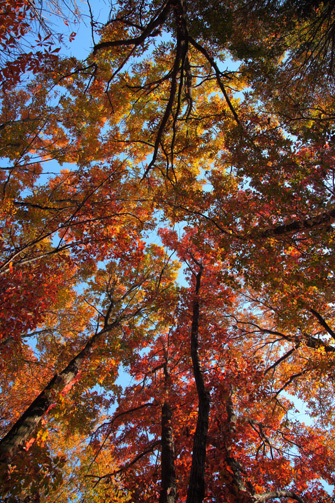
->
(264, 345), (299, 376)
(188, 37), (241, 126)
(273, 370), (308, 399)
(93, 0), (172, 53)
(309, 307), (335, 341)
(86, 440), (161, 486)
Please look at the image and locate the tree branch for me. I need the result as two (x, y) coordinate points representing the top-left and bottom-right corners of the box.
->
(188, 37), (241, 126)
(255, 489), (304, 502)
(252, 207), (335, 239)
(309, 307), (335, 341)
(186, 263), (210, 503)
(93, 0), (172, 53)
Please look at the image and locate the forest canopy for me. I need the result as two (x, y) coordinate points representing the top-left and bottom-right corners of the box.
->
(1, 0), (335, 501)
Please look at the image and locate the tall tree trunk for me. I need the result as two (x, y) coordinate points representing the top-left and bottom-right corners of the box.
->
(224, 393), (255, 503)
(160, 350), (177, 503)
(159, 400), (177, 503)
(186, 265), (210, 503)
(0, 323), (115, 462)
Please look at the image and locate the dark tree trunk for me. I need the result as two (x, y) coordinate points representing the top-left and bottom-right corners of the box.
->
(159, 401), (177, 503)
(186, 265), (210, 503)
(0, 323), (114, 462)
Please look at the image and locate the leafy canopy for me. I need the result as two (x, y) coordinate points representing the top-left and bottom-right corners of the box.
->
(1, 1), (335, 502)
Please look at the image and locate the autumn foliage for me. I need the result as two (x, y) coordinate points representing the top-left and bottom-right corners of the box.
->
(1, 0), (335, 501)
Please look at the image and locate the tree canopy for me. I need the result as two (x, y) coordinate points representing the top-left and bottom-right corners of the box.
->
(1, 0), (335, 501)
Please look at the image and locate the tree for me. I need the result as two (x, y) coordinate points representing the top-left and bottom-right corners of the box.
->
(89, 226), (335, 502)
(1, 0), (335, 501)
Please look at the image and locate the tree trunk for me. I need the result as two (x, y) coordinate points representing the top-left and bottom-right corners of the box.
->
(0, 323), (114, 462)
(159, 401), (177, 503)
(186, 265), (210, 503)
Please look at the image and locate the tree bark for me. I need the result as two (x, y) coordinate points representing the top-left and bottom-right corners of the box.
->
(186, 265), (210, 503)
(252, 206), (335, 239)
(0, 323), (115, 462)
(224, 394), (255, 503)
(159, 401), (177, 503)
(255, 490), (304, 502)
(159, 345), (177, 503)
